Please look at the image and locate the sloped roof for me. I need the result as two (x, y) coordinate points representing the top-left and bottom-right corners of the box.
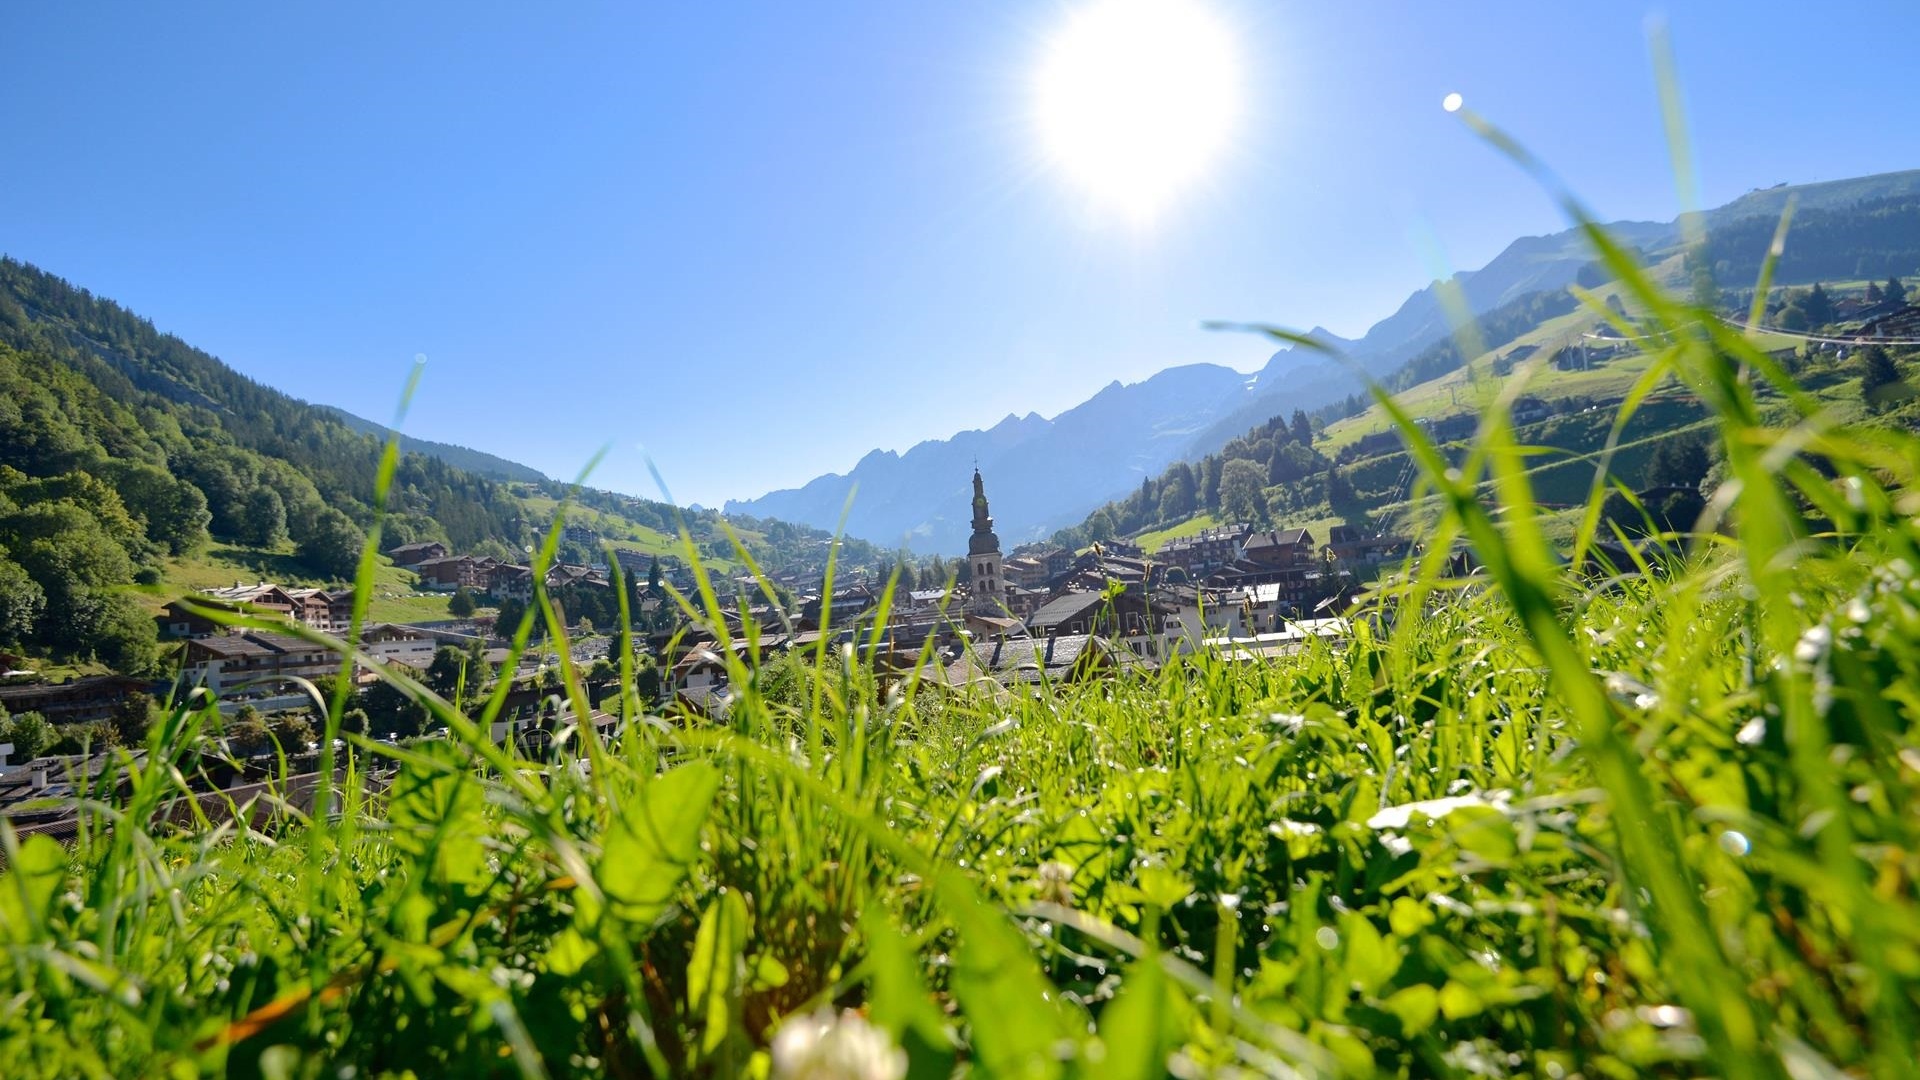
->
(947, 632), (1144, 686)
(1026, 590), (1109, 632)
(184, 631), (322, 660)
(1243, 528), (1314, 552)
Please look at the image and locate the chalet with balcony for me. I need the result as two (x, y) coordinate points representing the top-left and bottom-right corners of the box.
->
(413, 555), (496, 591)
(1241, 527), (1316, 569)
(181, 632), (339, 694)
(387, 540), (449, 567)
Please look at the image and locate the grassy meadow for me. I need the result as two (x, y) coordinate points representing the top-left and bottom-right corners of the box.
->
(5, 131), (1920, 1080)
(155, 544), (479, 626)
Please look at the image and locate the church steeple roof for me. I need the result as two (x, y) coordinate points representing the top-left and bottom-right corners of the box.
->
(968, 468), (1001, 557)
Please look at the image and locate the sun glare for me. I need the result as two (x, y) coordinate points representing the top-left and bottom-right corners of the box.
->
(1034, 0), (1241, 222)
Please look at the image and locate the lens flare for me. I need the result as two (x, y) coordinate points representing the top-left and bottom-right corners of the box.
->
(1034, 0), (1241, 221)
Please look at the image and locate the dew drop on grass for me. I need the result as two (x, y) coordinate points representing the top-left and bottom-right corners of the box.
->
(1315, 926), (1339, 950)
(1718, 831), (1750, 857)
(1794, 625), (1832, 664)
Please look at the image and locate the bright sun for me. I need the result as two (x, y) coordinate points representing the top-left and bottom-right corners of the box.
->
(1035, 0), (1241, 221)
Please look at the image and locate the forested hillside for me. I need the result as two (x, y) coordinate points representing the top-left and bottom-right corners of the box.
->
(0, 258), (885, 671)
(318, 405), (550, 484)
(0, 343), (193, 672)
(1703, 193), (1920, 285)
(0, 258), (519, 556)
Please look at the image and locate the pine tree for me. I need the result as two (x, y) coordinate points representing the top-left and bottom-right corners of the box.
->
(1888, 276), (1910, 305)
(448, 586), (477, 618)
(1859, 345), (1902, 411)
(1804, 284), (1835, 327)
(1326, 468), (1355, 509)
(1646, 436), (1711, 490)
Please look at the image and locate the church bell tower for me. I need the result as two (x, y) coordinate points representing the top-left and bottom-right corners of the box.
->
(967, 468), (1005, 614)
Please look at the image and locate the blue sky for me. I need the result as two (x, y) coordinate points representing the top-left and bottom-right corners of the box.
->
(3, 2), (1915, 507)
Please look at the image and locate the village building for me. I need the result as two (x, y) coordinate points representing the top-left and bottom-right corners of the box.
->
(360, 623), (439, 669)
(386, 540), (449, 567)
(1240, 527), (1316, 569)
(159, 583), (350, 639)
(936, 632), (1145, 689)
(180, 632), (339, 694)
(412, 555), (496, 592)
(1200, 617), (1352, 662)
(1856, 303), (1920, 340)
(0, 675), (153, 726)
(545, 563), (610, 590)
(1024, 585), (1165, 639)
(488, 564), (535, 601)
(1159, 523), (1253, 575)
(1041, 546), (1077, 581)
(1326, 525), (1411, 567)
(1000, 553), (1046, 588)
(287, 588), (351, 634)
(158, 600), (225, 639)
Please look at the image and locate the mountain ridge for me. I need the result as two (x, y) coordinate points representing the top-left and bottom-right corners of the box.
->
(317, 405), (550, 484)
(727, 169), (1920, 552)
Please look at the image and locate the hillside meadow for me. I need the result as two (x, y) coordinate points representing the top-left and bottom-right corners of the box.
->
(5, 148), (1920, 1079)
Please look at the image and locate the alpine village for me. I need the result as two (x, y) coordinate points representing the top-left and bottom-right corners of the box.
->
(5, 6), (1920, 1077)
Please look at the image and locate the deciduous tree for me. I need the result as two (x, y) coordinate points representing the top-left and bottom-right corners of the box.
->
(1219, 460), (1268, 524)
(299, 507), (365, 580)
(238, 487), (289, 548)
(0, 708), (53, 762)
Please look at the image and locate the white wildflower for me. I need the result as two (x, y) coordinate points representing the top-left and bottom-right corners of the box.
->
(771, 1008), (907, 1080)
(1035, 860), (1076, 905)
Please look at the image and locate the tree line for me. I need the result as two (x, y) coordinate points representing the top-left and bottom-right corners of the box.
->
(1703, 194), (1920, 287)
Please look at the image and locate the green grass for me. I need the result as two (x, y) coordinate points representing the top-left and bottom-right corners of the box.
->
(363, 591), (488, 626)
(1316, 268), (1803, 456)
(1129, 512), (1221, 552)
(8, 108), (1920, 1080)
(519, 494), (682, 556)
(159, 543), (474, 626)
(160, 542), (330, 594)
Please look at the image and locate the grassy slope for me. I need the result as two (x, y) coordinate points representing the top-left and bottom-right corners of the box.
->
(158, 544), (492, 625)
(1320, 263), (1804, 456)
(514, 492), (750, 573)
(1130, 513), (1221, 553)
